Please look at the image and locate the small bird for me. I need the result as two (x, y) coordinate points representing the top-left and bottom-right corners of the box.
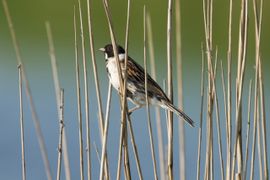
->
(99, 44), (194, 127)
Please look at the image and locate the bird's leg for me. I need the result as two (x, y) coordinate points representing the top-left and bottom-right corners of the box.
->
(128, 105), (142, 116)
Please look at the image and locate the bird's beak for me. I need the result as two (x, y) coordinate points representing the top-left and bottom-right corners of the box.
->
(99, 47), (105, 52)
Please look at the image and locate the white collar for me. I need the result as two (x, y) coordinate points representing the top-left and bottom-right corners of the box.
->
(106, 53), (126, 61)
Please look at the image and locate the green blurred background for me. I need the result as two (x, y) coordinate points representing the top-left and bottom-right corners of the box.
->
(0, 0), (269, 179)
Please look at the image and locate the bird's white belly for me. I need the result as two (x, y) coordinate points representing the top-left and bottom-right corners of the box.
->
(106, 59), (121, 91)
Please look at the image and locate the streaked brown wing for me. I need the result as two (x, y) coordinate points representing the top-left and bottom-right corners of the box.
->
(123, 57), (170, 102)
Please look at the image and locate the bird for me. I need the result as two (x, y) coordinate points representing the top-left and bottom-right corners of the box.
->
(99, 44), (194, 127)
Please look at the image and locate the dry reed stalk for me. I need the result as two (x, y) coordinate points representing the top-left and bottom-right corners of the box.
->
(242, 80), (252, 180)
(78, 1), (92, 179)
(256, 103), (263, 180)
(196, 44), (205, 180)
(73, 8), (85, 180)
(253, 0), (263, 177)
(123, 130), (131, 180)
(2, 1), (53, 179)
(258, 59), (268, 179)
(101, 3), (124, 176)
(99, 83), (113, 180)
(45, 21), (71, 180)
(249, 19), (262, 176)
(207, 48), (225, 180)
(86, 0), (104, 139)
(122, 3), (144, 175)
(220, 61), (228, 140)
(119, 1), (143, 179)
(250, 97), (258, 179)
(56, 89), (65, 180)
(211, 51), (225, 180)
(101, 1), (131, 179)
(146, 13), (165, 180)
(225, 0), (233, 178)
(86, 0), (110, 178)
(214, 74), (225, 180)
(175, 0), (186, 179)
(18, 64), (26, 180)
(143, 6), (158, 180)
(253, 0), (268, 178)
(209, 3), (214, 178)
(126, 115), (143, 180)
(122, 0), (132, 178)
(231, 0), (249, 178)
(166, 0), (174, 179)
(202, 0), (214, 178)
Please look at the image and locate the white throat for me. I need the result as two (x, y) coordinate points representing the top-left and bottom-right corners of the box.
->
(106, 53), (126, 61)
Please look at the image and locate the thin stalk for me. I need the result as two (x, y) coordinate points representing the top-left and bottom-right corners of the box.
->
(99, 84), (113, 180)
(249, 0), (261, 175)
(210, 1), (214, 179)
(243, 80), (253, 180)
(196, 44), (205, 180)
(56, 89), (65, 180)
(122, 0), (132, 178)
(202, 0), (214, 178)
(220, 61), (228, 138)
(78, 1), (91, 179)
(253, 0), (268, 178)
(144, 6), (158, 180)
(126, 114), (143, 180)
(250, 97), (258, 180)
(123, 126), (131, 180)
(226, 0), (233, 178)
(166, 0), (174, 179)
(18, 64), (26, 180)
(146, 13), (165, 180)
(74, 8), (84, 180)
(45, 21), (71, 180)
(86, 0), (110, 178)
(212, 61), (225, 180)
(256, 101), (263, 180)
(175, 0), (186, 179)
(123, 0), (143, 179)
(231, 0), (248, 178)
(2, 1), (52, 179)
(86, 0), (104, 138)
(258, 59), (268, 180)
(102, 1), (131, 179)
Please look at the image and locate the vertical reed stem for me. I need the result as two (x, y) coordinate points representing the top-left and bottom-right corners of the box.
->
(99, 84), (113, 180)
(144, 6), (158, 180)
(78, 1), (91, 179)
(18, 64), (26, 180)
(166, 0), (174, 179)
(74, 7), (84, 180)
(56, 89), (65, 180)
(146, 13), (165, 180)
(86, 0), (110, 178)
(196, 44), (205, 180)
(226, 0), (233, 177)
(175, 0), (186, 178)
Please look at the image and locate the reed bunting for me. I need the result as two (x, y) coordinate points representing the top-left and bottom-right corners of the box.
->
(99, 44), (194, 127)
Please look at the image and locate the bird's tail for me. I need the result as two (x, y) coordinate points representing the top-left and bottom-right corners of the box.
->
(162, 102), (194, 127)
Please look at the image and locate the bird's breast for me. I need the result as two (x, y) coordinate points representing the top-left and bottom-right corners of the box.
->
(106, 58), (121, 91)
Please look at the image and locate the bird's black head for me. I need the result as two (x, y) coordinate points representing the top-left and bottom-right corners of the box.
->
(99, 44), (125, 58)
